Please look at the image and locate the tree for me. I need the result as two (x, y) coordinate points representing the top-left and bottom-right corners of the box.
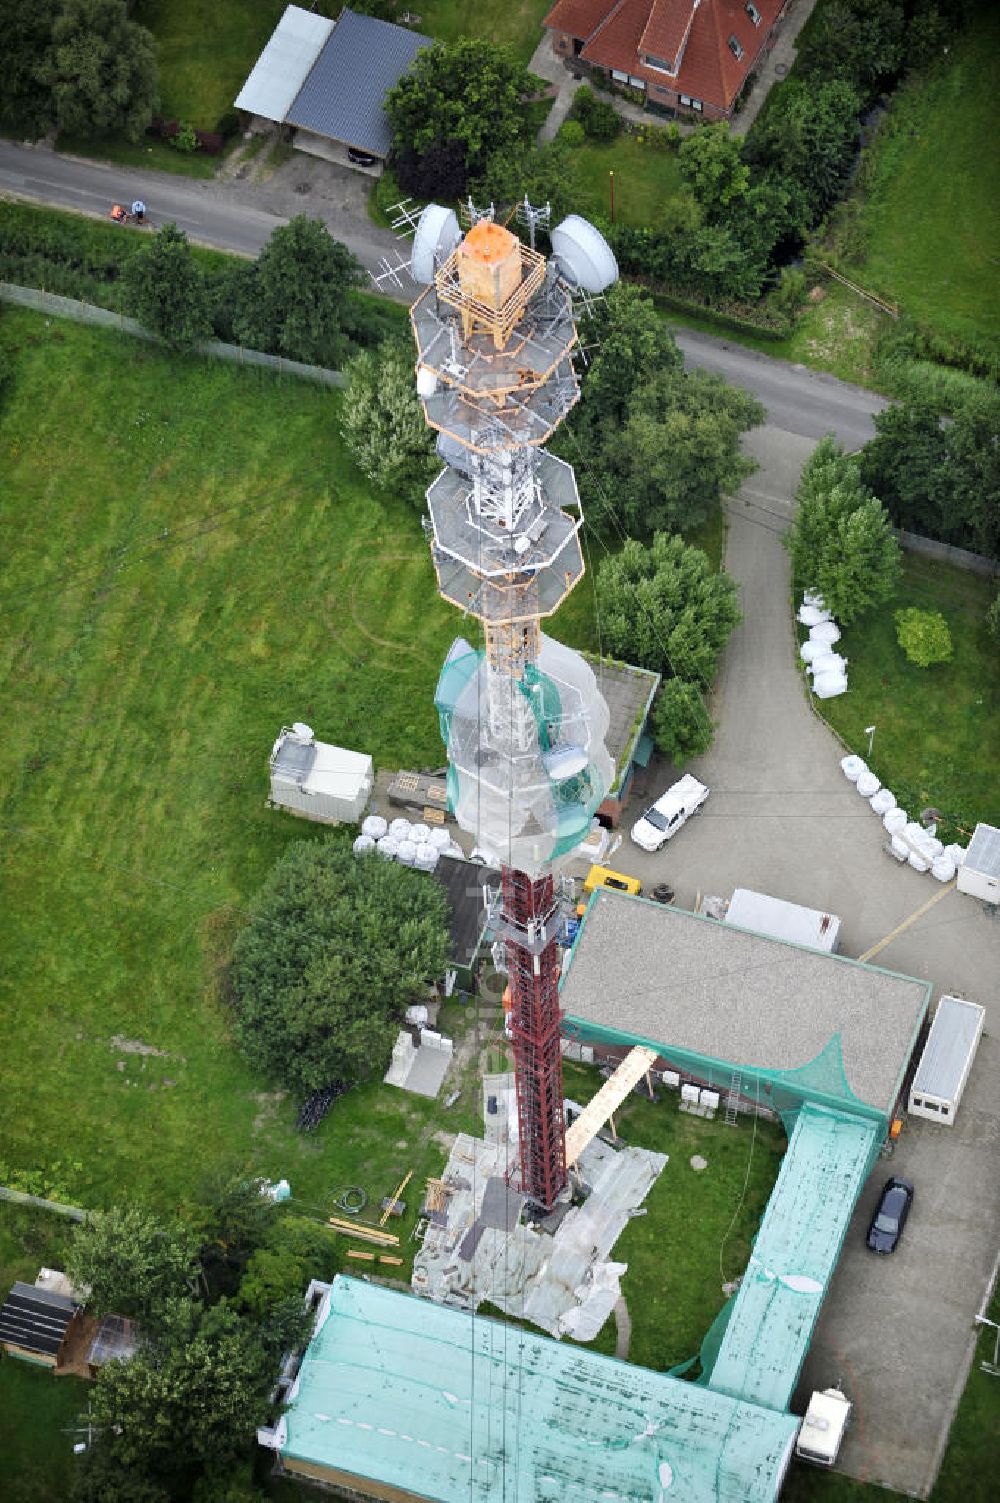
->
(651, 678), (714, 766)
(89, 1299), (273, 1477)
(230, 841), (450, 1096)
(66, 1205), (196, 1323)
(387, 40), (531, 194)
(678, 123), (750, 211)
(0, 0), (58, 138)
(744, 78), (860, 222)
(797, 0), (906, 102)
(235, 217), (362, 367)
(785, 436), (901, 622)
(858, 399), (950, 538)
(595, 533), (741, 685)
(238, 1215), (341, 1319)
(41, 0), (157, 143)
(123, 223), (211, 349)
(572, 283), (683, 443)
(340, 341), (437, 500)
(475, 138), (581, 224)
(894, 608), (953, 667)
(185, 1174), (277, 1302)
(597, 366), (763, 537)
(987, 591), (1000, 643)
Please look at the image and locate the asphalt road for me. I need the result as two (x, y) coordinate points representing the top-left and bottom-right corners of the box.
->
(0, 140), (888, 446)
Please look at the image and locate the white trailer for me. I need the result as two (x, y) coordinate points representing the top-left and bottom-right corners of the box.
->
(956, 822), (1000, 905)
(268, 723), (373, 825)
(724, 888), (841, 953)
(795, 1387), (852, 1467)
(908, 994), (985, 1125)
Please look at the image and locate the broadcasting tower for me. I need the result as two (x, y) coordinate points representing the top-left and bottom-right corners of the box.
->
(407, 202), (618, 1211)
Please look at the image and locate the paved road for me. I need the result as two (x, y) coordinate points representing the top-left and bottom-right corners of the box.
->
(0, 141), (888, 445)
(0, 139), (401, 275)
(612, 423), (1000, 1498)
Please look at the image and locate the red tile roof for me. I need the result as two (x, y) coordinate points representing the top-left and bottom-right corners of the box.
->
(639, 0), (695, 65)
(545, 0), (785, 114)
(543, 0), (617, 37)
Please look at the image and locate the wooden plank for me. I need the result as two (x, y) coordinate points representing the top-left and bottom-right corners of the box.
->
(378, 1255), (404, 1267)
(326, 1216), (400, 1247)
(423, 805), (446, 825)
(346, 1250), (375, 1262)
(379, 1170), (413, 1227)
(564, 1045), (659, 1165)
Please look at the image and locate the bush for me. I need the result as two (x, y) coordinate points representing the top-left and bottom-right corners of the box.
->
(988, 592), (1000, 643)
(651, 679), (715, 766)
(557, 119), (585, 148)
(894, 607), (953, 667)
(171, 122), (198, 153)
(570, 85), (621, 142)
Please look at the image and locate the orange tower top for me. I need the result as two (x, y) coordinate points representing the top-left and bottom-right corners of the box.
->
(458, 222), (523, 317)
(461, 220), (518, 265)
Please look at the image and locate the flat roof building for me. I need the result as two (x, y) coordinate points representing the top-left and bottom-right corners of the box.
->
(235, 6), (430, 173)
(560, 890), (931, 1122)
(261, 1275), (799, 1501)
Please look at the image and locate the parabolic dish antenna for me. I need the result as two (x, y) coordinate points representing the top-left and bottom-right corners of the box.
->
(411, 202), (462, 284)
(550, 214), (619, 294)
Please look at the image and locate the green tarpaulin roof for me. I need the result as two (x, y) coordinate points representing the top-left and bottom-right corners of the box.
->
(280, 1276), (799, 1502)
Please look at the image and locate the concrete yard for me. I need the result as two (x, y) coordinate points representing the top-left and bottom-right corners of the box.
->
(599, 422), (1000, 1497)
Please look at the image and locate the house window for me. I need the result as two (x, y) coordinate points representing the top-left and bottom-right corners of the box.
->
(691, 99), (702, 111)
(628, 76), (647, 91)
(680, 94), (691, 106)
(644, 53), (674, 74)
(611, 69), (629, 83)
(745, 2), (761, 23)
(728, 35), (745, 61)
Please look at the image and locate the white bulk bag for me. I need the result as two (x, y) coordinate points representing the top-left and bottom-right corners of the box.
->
(353, 834), (376, 856)
(813, 671), (848, 698)
(870, 788), (896, 815)
(945, 843), (966, 867)
(856, 770), (881, 798)
(800, 639), (823, 664)
(797, 603), (833, 627)
(414, 842), (438, 871)
(409, 823), (432, 845)
(396, 839), (417, 867)
(810, 652), (847, 677)
(841, 754), (866, 782)
(429, 827), (452, 850)
(931, 854), (956, 882)
(890, 834), (909, 861)
(389, 817), (412, 840)
(362, 813), (388, 840)
(908, 850), (930, 872)
(809, 621), (842, 646)
(376, 835), (399, 860)
(803, 590), (827, 609)
(883, 807), (907, 834)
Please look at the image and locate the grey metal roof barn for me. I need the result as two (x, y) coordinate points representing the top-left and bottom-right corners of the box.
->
(0, 1281), (78, 1364)
(286, 8), (430, 157)
(560, 890), (931, 1120)
(234, 6), (334, 121)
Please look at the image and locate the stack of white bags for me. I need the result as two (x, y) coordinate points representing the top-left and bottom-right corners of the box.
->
(839, 754), (966, 883)
(797, 592), (848, 699)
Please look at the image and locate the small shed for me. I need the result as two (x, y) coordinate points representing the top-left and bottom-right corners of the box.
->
(908, 995), (986, 1125)
(956, 822), (1000, 905)
(724, 889), (841, 953)
(582, 655), (660, 826)
(234, 5), (334, 131)
(0, 1280), (78, 1367)
(87, 1313), (138, 1379)
(431, 853), (500, 988)
(269, 723), (373, 825)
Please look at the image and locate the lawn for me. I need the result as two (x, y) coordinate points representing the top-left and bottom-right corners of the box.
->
(561, 1061), (787, 1370)
(810, 554), (1000, 839)
(573, 135), (690, 231)
(135, 0), (287, 130)
(406, 0), (553, 64)
(0, 309), (511, 1220)
(842, 8), (1000, 358)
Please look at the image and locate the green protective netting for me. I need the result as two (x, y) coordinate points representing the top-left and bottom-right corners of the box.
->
(668, 1104), (883, 1413)
(434, 644), (482, 747)
(561, 1017), (889, 1130)
(521, 661), (561, 751)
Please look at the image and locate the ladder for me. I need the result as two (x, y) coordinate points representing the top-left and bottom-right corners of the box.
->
(724, 1071), (742, 1126)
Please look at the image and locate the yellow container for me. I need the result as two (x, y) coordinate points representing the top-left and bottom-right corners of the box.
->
(583, 865), (641, 898)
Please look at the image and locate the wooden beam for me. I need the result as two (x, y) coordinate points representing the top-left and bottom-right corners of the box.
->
(379, 1169), (414, 1227)
(326, 1216), (400, 1247)
(564, 1045), (659, 1165)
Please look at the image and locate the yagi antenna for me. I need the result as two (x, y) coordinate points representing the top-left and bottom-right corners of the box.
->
(516, 196), (551, 252)
(461, 195), (495, 227)
(388, 198), (423, 236)
(369, 253), (412, 292)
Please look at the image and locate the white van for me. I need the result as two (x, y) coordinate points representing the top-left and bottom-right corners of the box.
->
(795, 1388), (852, 1467)
(630, 774), (709, 852)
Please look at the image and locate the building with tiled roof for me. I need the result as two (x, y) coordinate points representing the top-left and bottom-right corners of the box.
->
(544, 0), (788, 122)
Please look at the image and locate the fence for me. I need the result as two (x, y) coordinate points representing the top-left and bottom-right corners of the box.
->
(0, 1185), (89, 1221)
(896, 528), (999, 580)
(0, 283), (346, 388)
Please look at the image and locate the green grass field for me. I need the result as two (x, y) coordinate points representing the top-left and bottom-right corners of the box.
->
(0, 309), (502, 1215)
(135, 0), (287, 129)
(811, 554), (1000, 838)
(574, 135), (689, 230)
(844, 9), (1000, 357)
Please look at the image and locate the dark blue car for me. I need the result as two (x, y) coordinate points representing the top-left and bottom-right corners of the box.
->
(866, 1176), (914, 1254)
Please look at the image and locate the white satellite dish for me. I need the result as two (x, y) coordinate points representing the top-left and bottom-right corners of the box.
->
(411, 203), (461, 284)
(550, 214), (619, 294)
